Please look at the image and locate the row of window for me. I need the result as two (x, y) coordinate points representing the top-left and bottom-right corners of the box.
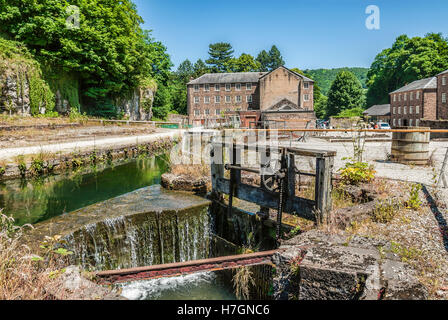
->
(393, 91), (421, 102)
(193, 82), (311, 92)
(193, 108), (237, 116)
(393, 118), (420, 127)
(392, 106), (420, 115)
(193, 94), (311, 104)
(194, 83), (253, 92)
(194, 95), (253, 104)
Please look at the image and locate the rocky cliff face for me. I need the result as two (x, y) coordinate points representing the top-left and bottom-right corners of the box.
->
(116, 86), (155, 121)
(0, 68), (31, 116)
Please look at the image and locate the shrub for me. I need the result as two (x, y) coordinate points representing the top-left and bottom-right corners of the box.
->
(406, 184), (422, 211)
(338, 158), (376, 185)
(372, 198), (401, 223)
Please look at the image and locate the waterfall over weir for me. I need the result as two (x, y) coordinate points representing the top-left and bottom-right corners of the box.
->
(65, 206), (211, 270)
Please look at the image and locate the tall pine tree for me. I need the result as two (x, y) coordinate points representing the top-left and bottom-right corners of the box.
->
(206, 42), (234, 73)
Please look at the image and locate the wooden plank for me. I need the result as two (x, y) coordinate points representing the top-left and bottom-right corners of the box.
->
(210, 144), (224, 198)
(216, 178), (316, 221)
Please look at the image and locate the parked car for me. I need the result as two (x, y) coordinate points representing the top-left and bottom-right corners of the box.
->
(378, 122), (391, 130)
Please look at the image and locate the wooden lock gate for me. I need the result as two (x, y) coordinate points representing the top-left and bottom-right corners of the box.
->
(210, 141), (336, 241)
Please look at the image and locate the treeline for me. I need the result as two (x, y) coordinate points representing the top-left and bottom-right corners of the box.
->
(304, 68), (369, 96)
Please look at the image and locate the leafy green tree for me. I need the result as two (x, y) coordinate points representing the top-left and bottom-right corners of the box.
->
(0, 0), (172, 117)
(327, 71), (365, 117)
(206, 42), (234, 73)
(193, 59), (209, 78)
(152, 84), (172, 120)
(366, 33), (448, 106)
(256, 50), (271, 72)
(176, 59), (194, 83)
(304, 68), (369, 96)
(226, 53), (261, 72)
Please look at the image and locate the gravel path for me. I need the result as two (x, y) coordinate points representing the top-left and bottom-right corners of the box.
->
(0, 130), (184, 163)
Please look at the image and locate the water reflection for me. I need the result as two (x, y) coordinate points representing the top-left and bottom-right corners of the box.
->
(0, 155), (169, 226)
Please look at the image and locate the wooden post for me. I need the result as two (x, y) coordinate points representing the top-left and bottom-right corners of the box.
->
(438, 148), (448, 189)
(211, 142), (224, 200)
(285, 153), (296, 213)
(315, 155), (334, 224)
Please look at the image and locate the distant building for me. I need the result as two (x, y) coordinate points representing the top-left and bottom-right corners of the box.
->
(186, 66), (316, 128)
(389, 77), (437, 127)
(363, 104), (391, 124)
(437, 70), (448, 119)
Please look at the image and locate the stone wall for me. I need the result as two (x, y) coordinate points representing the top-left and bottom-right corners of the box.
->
(0, 72), (31, 116)
(420, 119), (448, 139)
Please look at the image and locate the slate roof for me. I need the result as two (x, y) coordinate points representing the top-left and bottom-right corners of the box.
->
(438, 69), (448, 76)
(187, 66), (315, 85)
(188, 72), (267, 85)
(390, 77), (437, 94)
(363, 104), (391, 116)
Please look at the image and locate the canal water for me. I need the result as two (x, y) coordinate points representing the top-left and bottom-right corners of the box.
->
(0, 155), (169, 226)
(1, 152), (272, 300)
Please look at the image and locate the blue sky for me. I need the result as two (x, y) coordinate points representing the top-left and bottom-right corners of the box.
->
(133, 0), (448, 70)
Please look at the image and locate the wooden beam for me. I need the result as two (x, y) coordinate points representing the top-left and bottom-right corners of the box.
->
(216, 178), (316, 221)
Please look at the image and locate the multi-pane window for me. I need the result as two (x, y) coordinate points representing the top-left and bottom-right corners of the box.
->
(204, 96), (210, 104)
(393, 107), (396, 114)
(398, 107), (401, 114)
(404, 106), (407, 115)
(399, 95), (402, 102)
(216, 109), (221, 116)
(410, 92), (413, 100)
(393, 119), (396, 127)
(394, 95), (397, 102)
(204, 84), (210, 92)
(398, 119), (402, 126)
(194, 85), (199, 92)
(409, 106), (413, 114)
(235, 96), (242, 103)
(416, 119), (420, 127)
(225, 84), (231, 91)
(409, 119), (413, 127)
(304, 82), (309, 89)
(246, 83), (252, 90)
(225, 96), (231, 103)
(235, 83), (241, 91)
(443, 93), (447, 103)
(194, 96), (200, 104)
(194, 109), (200, 116)
(246, 95), (253, 103)
(443, 77), (447, 86)
(304, 94), (310, 101)
(416, 92), (420, 99)
(404, 93), (407, 101)
(215, 96), (221, 104)
(215, 84), (220, 91)
(416, 106), (420, 114)
(205, 109), (210, 115)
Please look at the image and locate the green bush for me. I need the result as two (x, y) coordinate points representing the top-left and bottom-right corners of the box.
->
(338, 158), (376, 185)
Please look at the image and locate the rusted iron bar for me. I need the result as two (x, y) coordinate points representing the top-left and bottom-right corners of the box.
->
(96, 250), (281, 285)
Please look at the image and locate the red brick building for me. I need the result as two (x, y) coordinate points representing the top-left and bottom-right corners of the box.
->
(437, 70), (448, 119)
(389, 77), (437, 127)
(187, 66), (316, 128)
